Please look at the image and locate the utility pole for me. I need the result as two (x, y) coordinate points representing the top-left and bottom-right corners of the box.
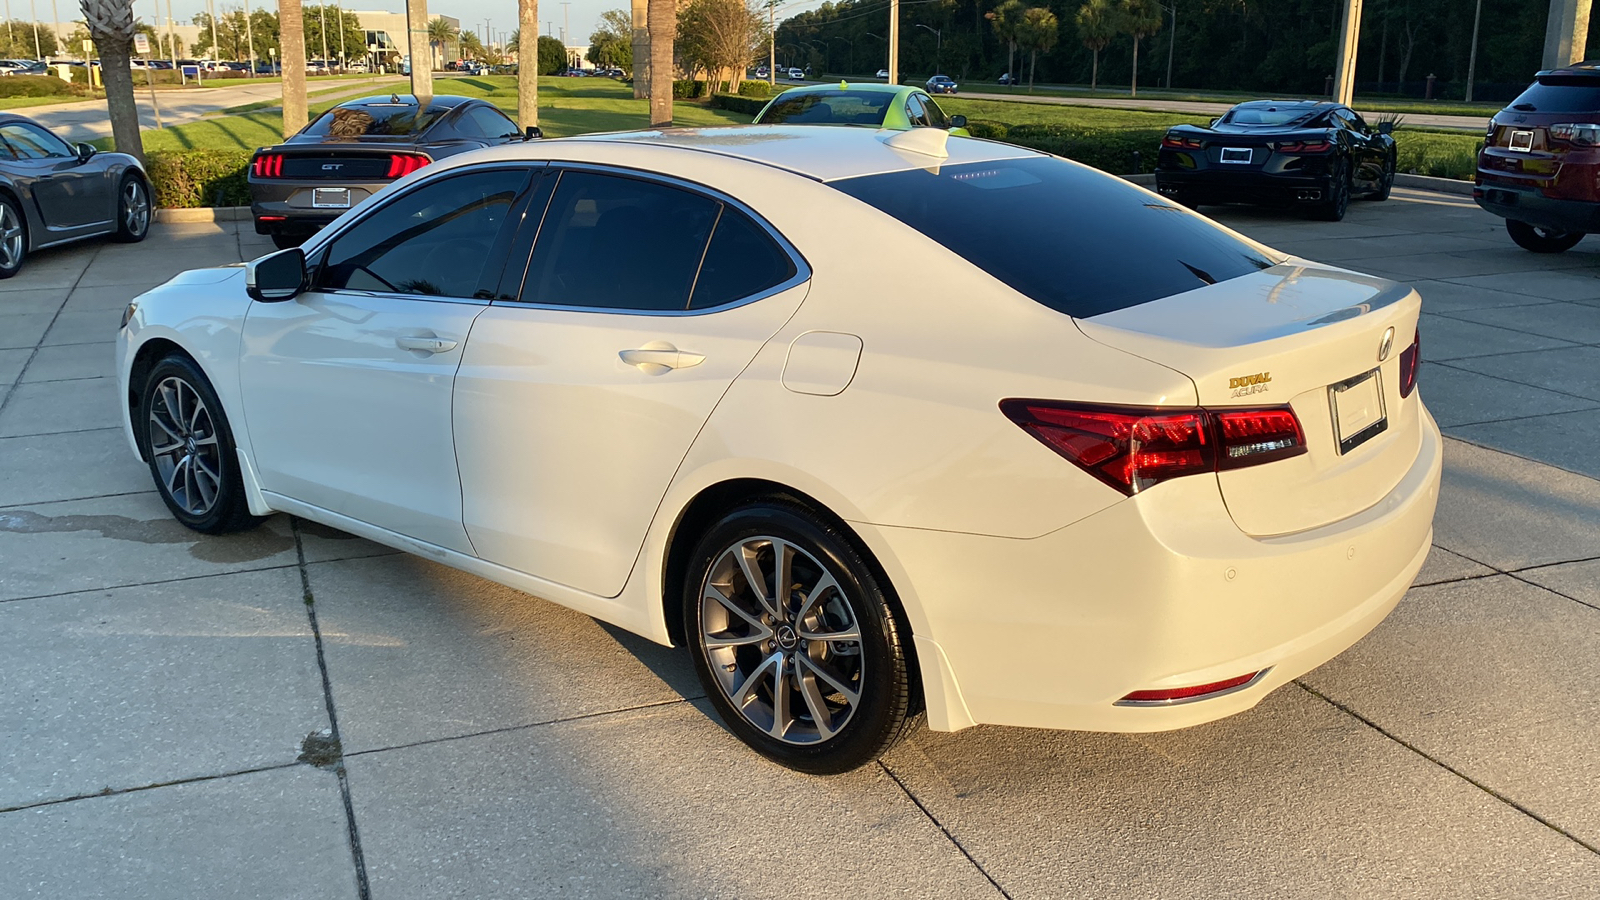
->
(164, 0), (176, 66)
(406, 0), (431, 99)
(243, 0), (256, 74)
(767, 0), (774, 85)
(560, 1), (569, 57)
(1465, 0), (1482, 101)
(1164, 2), (1175, 89)
(1542, 0), (1589, 69)
(27, 0), (38, 60)
(887, 0), (897, 84)
(319, 2), (328, 66)
(1332, 0), (1361, 106)
(48, 0), (57, 59)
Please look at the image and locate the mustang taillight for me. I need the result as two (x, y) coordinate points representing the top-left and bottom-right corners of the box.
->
(1272, 140), (1332, 154)
(251, 153), (284, 177)
(385, 154), (431, 178)
(1000, 400), (1308, 496)
(1161, 134), (1202, 149)
(1398, 327), (1421, 398)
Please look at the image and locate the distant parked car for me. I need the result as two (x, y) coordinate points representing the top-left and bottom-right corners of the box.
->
(787, 67), (804, 80)
(248, 93), (529, 248)
(1476, 61), (1600, 252)
(926, 74), (958, 94)
(875, 68), (889, 79)
(1154, 99), (1395, 221)
(0, 113), (151, 278)
(998, 72), (1014, 85)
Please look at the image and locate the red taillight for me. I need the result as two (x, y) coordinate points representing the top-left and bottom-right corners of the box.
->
(1161, 134), (1202, 149)
(1273, 140), (1332, 154)
(1398, 328), (1420, 398)
(1118, 671), (1263, 704)
(1001, 400), (1307, 496)
(251, 153), (283, 177)
(385, 154), (430, 178)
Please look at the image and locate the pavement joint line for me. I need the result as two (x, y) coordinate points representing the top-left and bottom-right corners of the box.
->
(1440, 431), (1600, 490)
(1429, 359), (1600, 407)
(1425, 311), (1600, 350)
(291, 516), (372, 900)
(1439, 405), (1600, 430)
(340, 697), (701, 761)
(0, 761), (303, 815)
(0, 424), (120, 441)
(0, 561), (300, 604)
(878, 761), (1014, 899)
(0, 488), (155, 510)
(0, 243), (98, 417)
(17, 373), (114, 387)
(1293, 681), (1600, 857)
(1502, 571), (1600, 614)
(1434, 275), (1600, 300)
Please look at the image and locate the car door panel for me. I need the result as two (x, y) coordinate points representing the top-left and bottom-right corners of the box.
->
(0, 122), (105, 233)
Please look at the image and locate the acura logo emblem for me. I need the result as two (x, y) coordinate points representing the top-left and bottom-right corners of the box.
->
(1378, 326), (1395, 362)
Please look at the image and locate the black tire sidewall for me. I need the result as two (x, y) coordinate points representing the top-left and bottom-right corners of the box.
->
(1319, 158), (1351, 220)
(1506, 219), (1584, 253)
(115, 174), (151, 242)
(0, 195), (25, 278)
(682, 502), (911, 774)
(139, 355), (253, 534)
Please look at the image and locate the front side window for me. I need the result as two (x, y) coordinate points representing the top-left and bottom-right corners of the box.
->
(831, 156), (1277, 318)
(922, 95), (951, 128)
(905, 93), (930, 127)
(319, 169), (530, 298)
(1, 123), (71, 159)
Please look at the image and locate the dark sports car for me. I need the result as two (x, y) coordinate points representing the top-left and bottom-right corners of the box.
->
(249, 94), (533, 248)
(1154, 100), (1397, 221)
(0, 113), (150, 278)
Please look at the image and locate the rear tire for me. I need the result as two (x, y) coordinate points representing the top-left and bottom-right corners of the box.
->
(1314, 158), (1351, 221)
(683, 500), (915, 774)
(1506, 219), (1584, 253)
(138, 355), (264, 535)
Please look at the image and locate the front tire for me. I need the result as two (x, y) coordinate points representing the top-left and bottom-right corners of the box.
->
(0, 194), (27, 278)
(1506, 219), (1584, 253)
(683, 501), (915, 774)
(114, 174), (152, 242)
(1366, 153), (1395, 201)
(139, 355), (263, 534)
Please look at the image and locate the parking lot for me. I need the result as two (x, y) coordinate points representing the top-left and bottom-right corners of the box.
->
(3, 188), (1600, 898)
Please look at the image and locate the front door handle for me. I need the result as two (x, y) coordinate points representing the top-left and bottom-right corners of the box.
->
(396, 335), (458, 354)
(619, 343), (705, 374)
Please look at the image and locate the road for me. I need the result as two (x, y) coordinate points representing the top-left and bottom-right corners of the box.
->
(2, 189), (1600, 896)
(24, 76), (406, 143)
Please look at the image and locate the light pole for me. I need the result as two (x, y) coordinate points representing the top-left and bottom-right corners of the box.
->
(318, 2), (328, 68)
(829, 35), (851, 75)
(1465, 0), (1483, 101)
(243, 0), (256, 74)
(27, 0), (38, 60)
(767, 0), (775, 85)
(865, 31), (884, 74)
(809, 38), (826, 75)
(915, 23), (940, 75)
(1161, 1), (1176, 90)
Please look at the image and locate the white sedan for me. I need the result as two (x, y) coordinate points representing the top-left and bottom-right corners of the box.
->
(117, 126), (1440, 773)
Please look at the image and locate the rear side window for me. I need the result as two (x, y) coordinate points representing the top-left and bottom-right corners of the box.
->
(760, 91), (894, 126)
(689, 209), (796, 309)
(830, 156), (1276, 318)
(465, 105), (520, 139)
(1507, 77), (1600, 113)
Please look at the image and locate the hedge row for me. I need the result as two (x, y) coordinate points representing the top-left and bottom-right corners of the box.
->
(964, 120), (1166, 175)
(0, 74), (90, 97)
(710, 93), (767, 117)
(677, 79), (773, 100)
(146, 149), (253, 208)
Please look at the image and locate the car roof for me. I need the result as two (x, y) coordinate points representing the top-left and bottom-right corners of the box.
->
(774, 82), (914, 97)
(1537, 61), (1600, 78)
(526, 124), (1041, 182)
(336, 94), (477, 110)
(1230, 99), (1335, 111)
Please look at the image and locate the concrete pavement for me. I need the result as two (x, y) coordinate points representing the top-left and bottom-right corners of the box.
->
(3, 191), (1600, 897)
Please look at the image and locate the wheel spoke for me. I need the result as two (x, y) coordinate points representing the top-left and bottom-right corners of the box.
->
(796, 666), (837, 739)
(772, 538), (793, 613)
(797, 621), (861, 643)
(182, 457), (200, 511)
(733, 652), (780, 707)
(767, 654), (791, 739)
(795, 571), (839, 624)
(736, 541), (781, 619)
(164, 454), (187, 496)
(193, 462), (217, 508)
(149, 412), (184, 444)
(703, 583), (772, 639)
(795, 653), (859, 707)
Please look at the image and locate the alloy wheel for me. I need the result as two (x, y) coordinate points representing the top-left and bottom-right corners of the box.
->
(124, 181), (150, 236)
(147, 376), (224, 517)
(0, 203), (23, 269)
(699, 536), (865, 745)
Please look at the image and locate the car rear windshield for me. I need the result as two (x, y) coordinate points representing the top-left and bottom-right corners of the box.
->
(1507, 77), (1600, 113)
(303, 104), (444, 138)
(760, 91), (894, 126)
(1223, 107), (1312, 126)
(829, 156), (1277, 318)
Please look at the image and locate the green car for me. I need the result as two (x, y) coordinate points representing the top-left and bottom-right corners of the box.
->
(752, 82), (970, 136)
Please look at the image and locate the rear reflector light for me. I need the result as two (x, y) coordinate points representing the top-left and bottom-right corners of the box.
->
(1398, 327), (1420, 398)
(1000, 400), (1307, 496)
(1118, 671), (1264, 705)
(385, 154), (431, 178)
(258, 215), (287, 221)
(251, 153), (283, 177)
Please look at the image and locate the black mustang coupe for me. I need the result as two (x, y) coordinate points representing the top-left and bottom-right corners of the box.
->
(1154, 100), (1397, 221)
(248, 94), (532, 248)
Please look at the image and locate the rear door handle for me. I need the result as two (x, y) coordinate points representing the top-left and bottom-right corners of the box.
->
(396, 335), (458, 354)
(619, 345), (705, 372)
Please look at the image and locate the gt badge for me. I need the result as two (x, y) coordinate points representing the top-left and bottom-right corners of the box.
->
(1378, 326), (1395, 362)
(1228, 372), (1271, 397)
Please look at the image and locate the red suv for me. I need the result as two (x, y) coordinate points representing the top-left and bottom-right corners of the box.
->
(1477, 62), (1600, 252)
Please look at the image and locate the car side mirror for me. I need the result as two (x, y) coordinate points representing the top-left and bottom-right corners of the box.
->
(949, 114), (968, 129)
(75, 142), (96, 162)
(524, 125), (543, 141)
(1208, 118), (1221, 128)
(1377, 121), (1394, 135)
(246, 247), (307, 303)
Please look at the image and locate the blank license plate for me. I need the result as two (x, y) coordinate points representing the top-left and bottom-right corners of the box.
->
(1220, 147), (1253, 164)
(1330, 369), (1387, 454)
(312, 187), (351, 209)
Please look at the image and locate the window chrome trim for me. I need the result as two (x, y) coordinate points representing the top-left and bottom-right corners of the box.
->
(1111, 668), (1273, 708)
(489, 161), (813, 318)
(311, 287), (492, 307)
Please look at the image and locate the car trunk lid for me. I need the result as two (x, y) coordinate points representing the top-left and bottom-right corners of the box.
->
(1076, 262), (1423, 536)
(253, 145), (431, 180)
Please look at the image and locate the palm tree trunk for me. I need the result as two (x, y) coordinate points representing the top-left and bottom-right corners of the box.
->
(280, 0), (309, 135)
(631, 0), (649, 98)
(517, 0), (538, 129)
(648, 0), (673, 126)
(80, 0), (143, 163)
(1130, 35), (1139, 98)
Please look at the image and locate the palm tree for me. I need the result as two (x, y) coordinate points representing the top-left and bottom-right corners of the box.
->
(1119, 0), (1162, 97)
(631, 0), (648, 98)
(1075, 0), (1116, 92)
(79, 0), (142, 163)
(427, 16), (457, 67)
(1016, 6), (1058, 93)
(516, 0), (537, 131)
(648, 0), (672, 125)
(280, 0), (308, 136)
(985, 0), (1022, 87)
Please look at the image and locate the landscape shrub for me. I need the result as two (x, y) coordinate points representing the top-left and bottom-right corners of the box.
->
(672, 79), (709, 99)
(709, 93), (767, 117)
(736, 80), (772, 98)
(144, 149), (253, 208)
(1393, 131), (1478, 181)
(0, 74), (83, 97)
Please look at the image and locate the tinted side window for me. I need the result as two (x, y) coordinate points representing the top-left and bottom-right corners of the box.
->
(2, 123), (70, 159)
(519, 171), (718, 311)
(468, 106), (519, 139)
(689, 208), (797, 309)
(320, 169), (529, 298)
(923, 96), (951, 128)
(905, 93), (930, 127)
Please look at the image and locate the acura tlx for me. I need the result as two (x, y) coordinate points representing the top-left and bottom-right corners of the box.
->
(118, 125), (1439, 773)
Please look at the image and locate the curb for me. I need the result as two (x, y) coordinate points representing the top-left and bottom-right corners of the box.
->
(155, 207), (250, 223)
(1395, 173), (1473, 196)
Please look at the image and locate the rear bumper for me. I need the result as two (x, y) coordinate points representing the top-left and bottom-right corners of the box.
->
(1156, 169), (1334, 204)
(1473, 180), (1600, 233)
(874, 403), (1442, 733)
(249, 179), (384, 235)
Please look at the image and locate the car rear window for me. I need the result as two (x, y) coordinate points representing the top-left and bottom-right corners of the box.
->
(829, 156), (1277, 318)
(760, 91), (894, 126)
(1223, 107), (1312, 126)
(303, 104), (445, 138)
(1507, 77), (1600, 113)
